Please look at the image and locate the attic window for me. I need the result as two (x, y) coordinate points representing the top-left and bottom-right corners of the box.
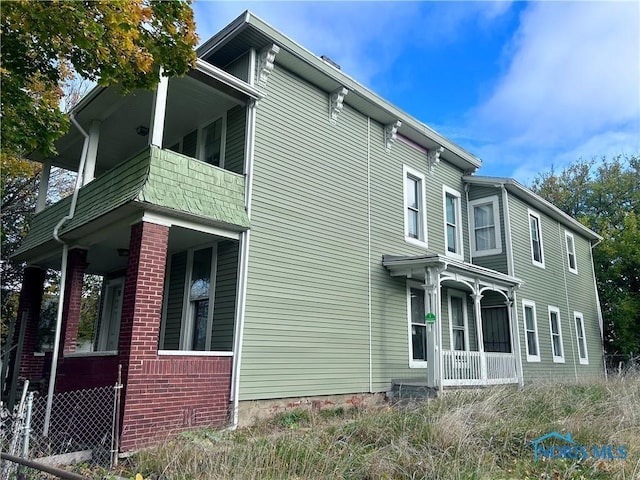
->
(321, 55), (341, 70)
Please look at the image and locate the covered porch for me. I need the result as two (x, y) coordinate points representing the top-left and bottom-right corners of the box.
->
(383, 254), (523, 389)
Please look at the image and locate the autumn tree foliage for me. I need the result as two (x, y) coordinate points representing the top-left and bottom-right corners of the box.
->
(1, 0), (198, 159)
(531, 155), (640, 355)
(0, 0), (199, 334)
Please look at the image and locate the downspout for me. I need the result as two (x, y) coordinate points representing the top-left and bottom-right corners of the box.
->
(230, 48), (257, 429)
(367, 117), (372, 393)
(43, 114), (90, 437)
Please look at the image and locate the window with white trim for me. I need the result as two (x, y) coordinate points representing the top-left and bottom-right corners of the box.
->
(448, 291), (468, 351)
(167, 114), (226, 167)
(574, 312), (589, 364)
(548, 306), (564, 363)
(522, 300), (540, 362)
(565, 231), (578, 274)
(469, 196), (502, 257)
(408, 285), (427, 367)
(528, 210), (545, 268)
(403, 166), (427, 247)
(443, 187), (463, 259)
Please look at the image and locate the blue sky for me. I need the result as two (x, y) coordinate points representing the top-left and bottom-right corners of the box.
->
(192, 1), (640, 184)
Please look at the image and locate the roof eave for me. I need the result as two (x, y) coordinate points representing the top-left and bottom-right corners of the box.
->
(463, 175), (602, 241)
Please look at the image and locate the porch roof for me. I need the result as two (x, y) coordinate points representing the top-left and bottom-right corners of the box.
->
(382, 254), (523, 293)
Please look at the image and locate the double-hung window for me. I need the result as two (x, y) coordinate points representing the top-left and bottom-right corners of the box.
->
(522, 300), (540, 362)
(160, 245), (218, 352)
(408, 285), (427, 367)
(448, 291), (468, 351)
(443, 187), (463, 259)
(168, 115), (226, 167)
(574, 312), (589, 364)
(469, 196), (502, 256)
(565, 231), (578, 274)
(403, 166), (427, 247)
(548, 306), (564, 363)
(528, 210), (545, 268)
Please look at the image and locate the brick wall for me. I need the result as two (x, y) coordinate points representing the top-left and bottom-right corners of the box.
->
(55, 355), (119, 392)
(60, 248), (88, 355)
(117, 221), (233, 452)
(120, 356), (232, 451)
(12, 267), (46, 381)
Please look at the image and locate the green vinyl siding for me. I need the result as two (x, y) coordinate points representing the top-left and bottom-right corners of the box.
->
(210, 240), (238, 351)
(224, 105), (246, 174)
(162, 251), (187, 350)
(508, 194), (604, 381)
(241, 65), (370, 400)
(224, 52), (250, 82)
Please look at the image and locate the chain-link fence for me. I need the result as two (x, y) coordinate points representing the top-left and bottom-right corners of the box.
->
(1, 382), (119, 479)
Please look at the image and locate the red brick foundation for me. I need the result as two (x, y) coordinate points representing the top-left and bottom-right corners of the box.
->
(117, 221), (233, 452)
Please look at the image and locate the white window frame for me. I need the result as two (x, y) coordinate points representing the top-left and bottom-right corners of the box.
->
(469, 196), (502, 257)
(548, 306), (565, 363)
(448, 290), (469, 351)
(179, 243), (218, 351)
(565, 231), (578, 274)
(407, 281), (428, 368)
(574, 311), (589, 365)
(522, 300), (541, 362)
(443, 186), (464, 260)
(166, 112), (227, 168)
(403, 165), (428, 248)
(528, 209), (545, 268)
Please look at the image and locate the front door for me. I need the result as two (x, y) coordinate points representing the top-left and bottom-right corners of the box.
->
(481, 306), (511, 353)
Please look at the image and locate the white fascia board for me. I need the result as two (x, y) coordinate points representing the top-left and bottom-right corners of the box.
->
(198, 11), (482, 172)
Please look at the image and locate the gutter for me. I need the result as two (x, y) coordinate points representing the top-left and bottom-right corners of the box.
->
(43, 114), (90, 437)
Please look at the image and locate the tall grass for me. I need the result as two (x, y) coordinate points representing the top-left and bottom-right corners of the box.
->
(126, 378), (640, 479)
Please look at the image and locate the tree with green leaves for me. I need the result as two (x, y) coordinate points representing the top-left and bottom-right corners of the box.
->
(530, 155), (640, 355)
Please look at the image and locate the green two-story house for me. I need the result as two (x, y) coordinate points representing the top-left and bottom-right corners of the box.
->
(8, 11), (604, 453)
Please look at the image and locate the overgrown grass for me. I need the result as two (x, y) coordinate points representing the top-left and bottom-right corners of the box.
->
(124, 378), (640, 479)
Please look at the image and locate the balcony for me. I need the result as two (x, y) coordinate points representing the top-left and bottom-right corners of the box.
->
(14, 146), (248, 265)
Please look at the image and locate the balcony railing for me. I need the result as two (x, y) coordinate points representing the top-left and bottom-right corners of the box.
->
(442, 350), (517, 386)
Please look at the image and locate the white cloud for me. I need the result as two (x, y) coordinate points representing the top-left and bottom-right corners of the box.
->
(468, 2), (640, 179)
(192, 2), (511, 87)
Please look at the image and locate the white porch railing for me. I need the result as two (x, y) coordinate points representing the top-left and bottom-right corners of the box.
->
(442, 350), (517, 386)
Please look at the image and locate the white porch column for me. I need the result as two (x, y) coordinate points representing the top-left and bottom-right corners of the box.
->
(472, 282), (486, 383)
(508, 290), (525, 387)
(82, 120), (101, 185)
(423, 267), (441, 389)
(36, 160), (51, 213)
(149, 67), (169, 148)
